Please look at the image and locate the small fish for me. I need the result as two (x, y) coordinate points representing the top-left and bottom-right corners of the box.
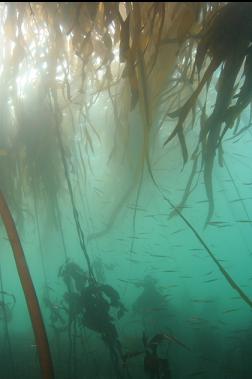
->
(127, 206), (146, 212)
(127, 259), (139, 264)
(171, 228), (185, 235)
(208, 221), (228, 227)
(236, 220), (252, 223)
(230, 296), (241, 300)
(162, 270), (177, 273)
(204, 278), (218, 283)
(118, 279), (133, 284)
(204, 271), (213, 276)
(230, 197), (252, 203)
(149, 254), (167, 258)
(223, 308), (241, 314)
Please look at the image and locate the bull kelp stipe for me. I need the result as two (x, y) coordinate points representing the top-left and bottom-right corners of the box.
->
(0, 190), (54, 379)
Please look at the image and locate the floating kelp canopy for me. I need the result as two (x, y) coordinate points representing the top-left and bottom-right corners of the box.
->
(0, 2), (251, 225)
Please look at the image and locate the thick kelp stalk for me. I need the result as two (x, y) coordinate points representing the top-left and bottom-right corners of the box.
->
(0, 190), (54, 379)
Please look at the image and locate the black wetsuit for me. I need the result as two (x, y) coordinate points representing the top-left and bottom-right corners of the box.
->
(144, 334), (171, 379)
(81, 282), (125, 377)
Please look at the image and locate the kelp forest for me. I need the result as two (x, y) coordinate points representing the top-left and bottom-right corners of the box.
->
(0, 2), (252, 379)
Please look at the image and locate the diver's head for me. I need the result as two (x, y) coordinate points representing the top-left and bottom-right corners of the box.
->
(143, 275), (157, 288)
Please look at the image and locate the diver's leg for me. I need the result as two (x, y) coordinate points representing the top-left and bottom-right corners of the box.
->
(159, 359), (171, 379)
(108, 339), (123, 379)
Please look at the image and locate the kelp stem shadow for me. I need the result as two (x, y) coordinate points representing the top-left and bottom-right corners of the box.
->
(0, 190), (54, 379)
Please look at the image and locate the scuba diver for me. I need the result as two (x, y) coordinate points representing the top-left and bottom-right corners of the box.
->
(143, 333), (171, 379)
(121, 332), (172, 379)
(132, 275), (170, 335)
(58, 260), (88, 325)
(81, 277), (127, 377)
(58, 260), (88, 293)
(59, 260), (128, 378)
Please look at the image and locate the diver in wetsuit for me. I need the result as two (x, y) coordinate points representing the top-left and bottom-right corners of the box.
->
(81, 277), (127, 378)
(143, 333), (171, 379)
(58, 260), (128, 377)
(58, 260), (88, 293)
(133, 275), (170, 335)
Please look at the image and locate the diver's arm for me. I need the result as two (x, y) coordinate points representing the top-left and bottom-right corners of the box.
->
(101, 284), (127, 318)
(100, 284), (123, 307)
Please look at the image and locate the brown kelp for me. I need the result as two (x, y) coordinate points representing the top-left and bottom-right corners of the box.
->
(163, 2), (252, 224)
(0, 190), (54, 378)
(0, 3), (251, 228)
(0, 3), (203, 230)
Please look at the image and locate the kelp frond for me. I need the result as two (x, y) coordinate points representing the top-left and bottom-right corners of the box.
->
(0, 2), (250, 226)
(163, 2), (252, 224)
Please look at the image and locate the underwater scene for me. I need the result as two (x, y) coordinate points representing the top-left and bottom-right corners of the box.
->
(0, 2), (252, 379)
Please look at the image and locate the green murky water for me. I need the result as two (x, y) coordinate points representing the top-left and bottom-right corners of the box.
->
(1, 93), (252, 379)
